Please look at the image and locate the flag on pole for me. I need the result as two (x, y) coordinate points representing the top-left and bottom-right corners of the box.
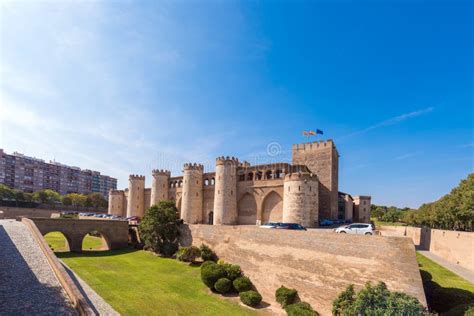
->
(308, 130), (316, 136)
(302, 131), (309, 137)
(316, 129), (324, 135)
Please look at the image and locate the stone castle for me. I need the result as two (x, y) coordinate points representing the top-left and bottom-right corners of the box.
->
(108, 140), (371, 227)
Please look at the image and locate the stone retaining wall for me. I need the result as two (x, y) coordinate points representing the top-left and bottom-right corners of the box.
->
(380, 225), (474, 272)
(179, 225), (426, 315)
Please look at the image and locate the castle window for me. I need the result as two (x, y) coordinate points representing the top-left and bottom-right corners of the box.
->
(239, 174), (245, 181)
(204, 179), (209, 186)
(196, 192), (198, 197)
(196, 180), (199, 184)
(231, 190), (233, 195)
(298, 186), (300, 191)
(265, 170), (272, 179)
(288, 186), (290, 192)
(310, 186), (312, 191)
(211, 178), (215, 185)
(247, 172), (254, 181)
(256, 171), (262, 180)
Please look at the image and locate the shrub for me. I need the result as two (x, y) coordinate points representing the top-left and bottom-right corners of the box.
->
(200, 243), (218, 262)
(223, 263), (242, 281)
(176, 246), (201, 262)
(214, 277), (232, 294)
(240, 290), (262, 307)
(139, 201), (179, 256)
(217, 259), (226, 265)
(233, 276), (253, 292)
(285, 302), (318, 316)
(332, 282), (423, 315)
(276, 285), (298, 307)
(201, 260), (215, 270)
(200, 262), (227, 288)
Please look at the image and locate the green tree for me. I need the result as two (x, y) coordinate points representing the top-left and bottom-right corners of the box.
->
(33, 189), (60, 204)
(0, 184), (15, 200)
(61, 194), (73, 206)
(86, 193), (108, 208)
(139, 201), (179, 256)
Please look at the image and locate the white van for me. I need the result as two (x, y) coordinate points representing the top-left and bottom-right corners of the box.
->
(335, 223), (374, 235)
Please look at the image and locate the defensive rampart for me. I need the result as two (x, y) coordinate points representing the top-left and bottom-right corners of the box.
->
(379, 225), (474, 272)
(179, 225), (426, 315)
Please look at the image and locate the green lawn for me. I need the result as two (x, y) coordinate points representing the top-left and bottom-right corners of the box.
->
(57, 249), (257, 315)
(45, 231), (103, 252)
(417, 252), (474, 314)
(371, 217), (406, 229)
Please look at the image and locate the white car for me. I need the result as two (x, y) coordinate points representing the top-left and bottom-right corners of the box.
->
(335, 223), (374, 235)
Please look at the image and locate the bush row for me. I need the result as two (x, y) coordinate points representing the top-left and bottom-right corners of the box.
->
(199, 251), (262, 308)
(176, 244), (218, 263)
(276, 286), (318, 316)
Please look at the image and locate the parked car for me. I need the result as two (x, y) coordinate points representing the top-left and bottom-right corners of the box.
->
(275, 223), (307, 231)
(335, 223), (374, 235)
(260, 222), (280, 229)
(319, 219), (334, 226)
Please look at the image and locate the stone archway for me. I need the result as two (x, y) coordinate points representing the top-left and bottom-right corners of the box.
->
(261, 191), (283, 223)
(81, 231), (110, 251)
(238, 193), (257, 225)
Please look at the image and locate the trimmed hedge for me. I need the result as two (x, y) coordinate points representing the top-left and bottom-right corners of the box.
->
(276, 286), (298, 307)
(200, 261), (215, 270)
(200, 243), (218, 262)
(214, 278), (232, 294)
(240, 290), (262, 307)
(200, 262), (227, 288)
(176, 246), (201, 262)
(285, 302), (318, 316)
(233, 276), (252, 292)
(223, 263), (242, 281)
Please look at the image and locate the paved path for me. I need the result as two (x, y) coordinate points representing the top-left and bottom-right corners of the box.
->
(0, 219), (76, 315)
(418, 250), (474, 284)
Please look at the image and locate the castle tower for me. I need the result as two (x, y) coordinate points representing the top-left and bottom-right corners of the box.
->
(213, 156), (238, 225)
(151, 169), (171, 206)
(127, 175), (145, 218)
(283, 172), (319, 227)
(181, 163), (203, 224)
(292, 140), (339, 220)
(108, 189), (125, 217)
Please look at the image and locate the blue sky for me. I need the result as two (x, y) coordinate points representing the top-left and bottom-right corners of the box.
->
(0, 0), (472, 208)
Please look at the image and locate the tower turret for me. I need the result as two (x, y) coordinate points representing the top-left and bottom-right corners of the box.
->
(151, 169), (171, 206)
(108, 189), (125, 217)
(213, 156), (238, 225)
(181, 163), (204, 224)
(283, 172), (319, 227)
(127, 174), (145, 218)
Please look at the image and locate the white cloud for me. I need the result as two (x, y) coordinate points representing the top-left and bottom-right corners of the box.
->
(338, 106), (435, 140)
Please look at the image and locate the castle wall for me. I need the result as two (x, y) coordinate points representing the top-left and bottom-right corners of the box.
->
(179, 224), (426, 315)
(283, 173), (319, 227)
(144, 188), (151, 211)
(181, 164), (203, 224)
(292, 140), (339, 220)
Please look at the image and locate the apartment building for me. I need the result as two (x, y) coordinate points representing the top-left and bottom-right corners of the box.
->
(0, 149), (117, 197)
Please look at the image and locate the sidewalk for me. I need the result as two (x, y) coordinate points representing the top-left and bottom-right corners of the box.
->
(418, 250), (474, 284)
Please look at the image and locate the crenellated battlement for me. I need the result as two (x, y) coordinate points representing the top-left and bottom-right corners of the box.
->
(129, 174), (145, 180)
(284, 172), (318, 182)
(216, 156), (239, 165)
(109, 189), (125, 195)
(183, 163), (204, 171)
(292, 139), (335, 152)
(152, 169), (171, 176)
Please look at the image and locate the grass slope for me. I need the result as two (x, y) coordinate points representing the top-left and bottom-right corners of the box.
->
(45, 231), (103, 252)
(58, 249), (256, 316)
(417, 252), (474, 314)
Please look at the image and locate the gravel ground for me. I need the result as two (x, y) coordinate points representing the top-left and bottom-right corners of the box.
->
(0, 219), (76, 315)
(62, 262), (120, 316)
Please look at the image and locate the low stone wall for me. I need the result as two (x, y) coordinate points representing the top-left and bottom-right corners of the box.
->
(0, 207), (61, 219)
(179, 225), (426, 315)
(21, 218), (95, 315)
(380, 225), (474, 272)
(0, 206), (107, 219)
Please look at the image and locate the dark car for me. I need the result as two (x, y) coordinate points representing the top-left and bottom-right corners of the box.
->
(275, 223), (307, 231)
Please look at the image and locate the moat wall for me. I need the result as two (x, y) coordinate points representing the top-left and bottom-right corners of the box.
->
(380, 225), (474, 272)
(179, 225), (426, 315)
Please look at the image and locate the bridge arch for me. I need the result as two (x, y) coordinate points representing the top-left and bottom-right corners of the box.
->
(81, 230), (111, 251)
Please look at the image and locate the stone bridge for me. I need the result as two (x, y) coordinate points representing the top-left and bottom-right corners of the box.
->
(30, 218), (129, 252)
